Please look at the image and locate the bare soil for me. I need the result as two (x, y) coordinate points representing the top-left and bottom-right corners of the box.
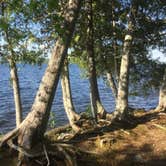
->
(0, 109), (166, 166)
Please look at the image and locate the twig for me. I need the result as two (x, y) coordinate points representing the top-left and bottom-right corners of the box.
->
(57, 143), (99, 155)
(120, 129), (130, 135)
(45, 124), (70, 136)
(7, 140), (36, 158)
(43, 144), (50, 166)
(35, 159), (43, 165)
(56, 144), (74, 166)
(152, 123), (166, 131)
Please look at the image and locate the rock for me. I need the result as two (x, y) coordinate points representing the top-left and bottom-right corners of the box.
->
(134, 154), (145, 163)
(99, 138), (113, 148)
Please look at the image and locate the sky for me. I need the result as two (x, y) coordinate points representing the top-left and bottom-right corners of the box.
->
(151, 49), (166, 63)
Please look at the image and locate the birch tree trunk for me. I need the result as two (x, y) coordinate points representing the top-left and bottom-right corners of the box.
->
(61, 59), (80, 131)
(3, 10), (22, 128)
(8, 58), (22, 128)
(12, 0), (82, 150)
(87, 0), (106, 120)
(114, 34), (132, 119)
(114, 1), (138, 119)
(156, 68), (166, 111)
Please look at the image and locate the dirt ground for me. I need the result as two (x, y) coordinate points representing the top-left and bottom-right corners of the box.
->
(0, 109), (166, 166)
(74, 110), (166, 166)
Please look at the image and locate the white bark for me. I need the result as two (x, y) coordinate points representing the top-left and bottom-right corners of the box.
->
(114, 1), (138, 119)
(156, 68), (166, 111)
(8, 58), (22, 127)
(61, 59), (80, 131)
(115, 34), (132, 117)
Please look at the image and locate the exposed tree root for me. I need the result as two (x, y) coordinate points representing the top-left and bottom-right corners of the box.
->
(43, 144), (50, 166)
(152, 123), (166, 131)
(0, 128), (19, 147)
(0, 128), (99, 166)
(155, 105), (166, 112)
(46, 124), (71, 137)
(70, 122), (82, 133)
(4, 139), (79, 165)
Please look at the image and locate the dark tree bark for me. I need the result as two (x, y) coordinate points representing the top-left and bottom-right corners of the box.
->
(86, 0), (106, 120)
(106, 71), (118, 99)
(106, 2), (118, 103)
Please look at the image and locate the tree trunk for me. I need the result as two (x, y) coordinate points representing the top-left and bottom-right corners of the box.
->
(106, 71), (118, 99)
(87, 0), (106, 120)
(106, 3), (118, 104)
(14, 0), (81, 150)
(114, 34), (132, 118)
(61, 59), (80, 131)
(156, 68), (166, 111)
(114, 1), (137, 119)
(3, 7), (22, 128)
(8, 58), (22, 128)
(112, 1), (119, 84)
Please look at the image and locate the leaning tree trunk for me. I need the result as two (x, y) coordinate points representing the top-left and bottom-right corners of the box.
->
(8, 58), (22, 128)
(3, 11), (22, 128)
(106, 71), (118, 100)
(112, 1), (119, 84)
(106, 2), (118, 105)
(61, 59), (80, 131)
(4, 0), (82, 150)
(87, 0), (106, 120)
(155, 68), (166, 112)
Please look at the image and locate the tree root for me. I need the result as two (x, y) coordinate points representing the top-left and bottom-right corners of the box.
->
(0, 128), (19, 147)
(43, 144), (50, 166)
(57, 144), (77, 166)
(1, 134), (98, 166)
(154, 105), (166, 112)
(152, 123), (166, 131)
(46, 124), (71, 136)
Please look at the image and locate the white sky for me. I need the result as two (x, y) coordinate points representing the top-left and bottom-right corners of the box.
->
(151, 49), (166, 63)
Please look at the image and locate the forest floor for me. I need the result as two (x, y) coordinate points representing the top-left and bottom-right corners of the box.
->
(0, 109), (166, 166)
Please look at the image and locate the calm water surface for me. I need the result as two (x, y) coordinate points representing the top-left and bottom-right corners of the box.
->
(0, 64), (158, 133)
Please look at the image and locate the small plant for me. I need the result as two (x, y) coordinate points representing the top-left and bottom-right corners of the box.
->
(85, 104), (92, 117)
(48, 111), (56, 129)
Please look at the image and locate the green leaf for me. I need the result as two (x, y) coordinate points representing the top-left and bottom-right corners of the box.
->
(0, 19), (9, 30)
(74, 35), (80, 43)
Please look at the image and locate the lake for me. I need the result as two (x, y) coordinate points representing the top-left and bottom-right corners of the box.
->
(0, 64), (158, 133)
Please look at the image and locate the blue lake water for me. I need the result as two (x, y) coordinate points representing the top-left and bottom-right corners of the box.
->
(0, 64), (158, 133)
